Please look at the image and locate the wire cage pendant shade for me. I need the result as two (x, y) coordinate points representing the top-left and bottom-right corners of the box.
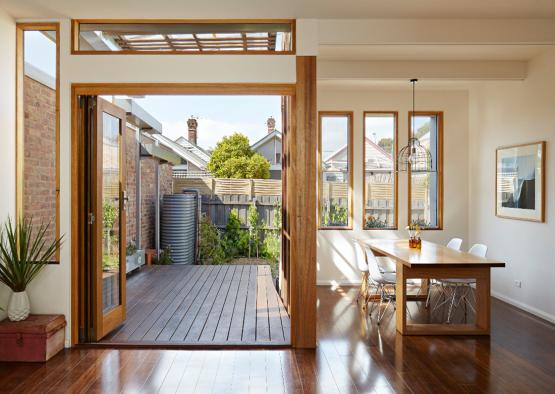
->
(398, 78), (433, 173)
(398, 137), (432, 172)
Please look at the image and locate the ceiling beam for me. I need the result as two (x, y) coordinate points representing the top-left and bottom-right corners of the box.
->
(319, 19), (555, 45)
(318, 60), (528, 81)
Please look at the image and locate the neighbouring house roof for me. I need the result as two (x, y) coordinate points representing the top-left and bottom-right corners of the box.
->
(174, 136), (211, 163)
(151, 133), (209, 170)
(24, 62), (56, 90)
(115, 98), (163, 133)
(251, 130), (282, 151)
(324, 137), (393, 171)
(140, 133), (181, 165)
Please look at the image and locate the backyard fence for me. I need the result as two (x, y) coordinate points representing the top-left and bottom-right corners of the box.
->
(173, 177), (282, 229)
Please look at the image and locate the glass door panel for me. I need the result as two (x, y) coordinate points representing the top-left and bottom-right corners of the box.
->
(93, 98), (127, 340)
(101, 112), (122, 314)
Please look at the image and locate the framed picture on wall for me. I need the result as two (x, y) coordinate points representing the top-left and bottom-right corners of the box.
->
(496, 141), (546, 222)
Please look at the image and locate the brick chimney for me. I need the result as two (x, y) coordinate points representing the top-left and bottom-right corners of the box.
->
(266, 116), (276, 134)
(187, 117), (198, 145)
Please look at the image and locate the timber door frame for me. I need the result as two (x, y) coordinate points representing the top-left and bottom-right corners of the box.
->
(71, 75), (317, 348)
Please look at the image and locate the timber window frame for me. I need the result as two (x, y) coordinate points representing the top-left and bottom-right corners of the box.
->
(363, 111), (398, 230)
(71, 19), (296, 55)
(408, 111), (444, 230)
(318, 111), (354, 230)
(16, 22), (61, 262)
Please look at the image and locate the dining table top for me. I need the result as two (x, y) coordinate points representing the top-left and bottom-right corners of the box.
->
(362, 239), (506, 268)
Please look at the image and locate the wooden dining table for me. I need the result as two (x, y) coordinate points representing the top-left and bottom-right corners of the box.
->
(363, 239), (505, 336)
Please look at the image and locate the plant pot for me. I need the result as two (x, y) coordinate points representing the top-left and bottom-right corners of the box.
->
(8, 290), (30, 321)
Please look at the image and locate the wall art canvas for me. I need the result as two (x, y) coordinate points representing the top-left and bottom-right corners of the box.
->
(496, 141), (545, 222)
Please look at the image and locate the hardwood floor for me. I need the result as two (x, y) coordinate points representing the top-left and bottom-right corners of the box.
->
(1, 286), (555, 393)
(101, 264), (290, 346)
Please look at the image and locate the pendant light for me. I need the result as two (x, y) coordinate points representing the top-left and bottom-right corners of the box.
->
(398, 79), (433, 172)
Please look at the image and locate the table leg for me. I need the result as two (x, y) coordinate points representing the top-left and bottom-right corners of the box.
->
(475, 269), (491, 331)
(396, 261), (407, 335)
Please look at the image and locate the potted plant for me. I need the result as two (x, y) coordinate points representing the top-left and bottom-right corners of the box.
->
(0, 218), (63, 321)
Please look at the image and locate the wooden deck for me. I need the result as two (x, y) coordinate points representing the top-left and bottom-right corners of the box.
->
(101, 264), (290, 346)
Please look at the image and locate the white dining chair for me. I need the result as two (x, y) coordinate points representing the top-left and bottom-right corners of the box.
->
(446, 238), (463, 251)
(354, 239), (370, 307)
(426, 237), (464, 308)
(434, 243), (488, 323)
(364, 245), (397, 325)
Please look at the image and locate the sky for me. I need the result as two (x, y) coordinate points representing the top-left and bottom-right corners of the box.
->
(130, 95), (283, 150)
(24, 30), (56, 77)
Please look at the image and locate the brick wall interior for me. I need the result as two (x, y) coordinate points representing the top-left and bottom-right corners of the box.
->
(23, 76), (57, 250)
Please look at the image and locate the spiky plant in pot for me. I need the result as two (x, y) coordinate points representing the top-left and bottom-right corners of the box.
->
(0, 218), (63, 321)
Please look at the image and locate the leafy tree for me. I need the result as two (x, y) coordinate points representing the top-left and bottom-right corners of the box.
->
(207, 132), (270, 179)
(246, 154), (271, 179)
(415, 121), (430, 139)
(377, 137), (394, 154)
(247, 202), (264, 258)
(199, 215), (225, 264)
(263, 200), (281, 278)
(222, 209), (244, 258)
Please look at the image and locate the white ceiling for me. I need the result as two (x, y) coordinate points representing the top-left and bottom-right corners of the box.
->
(318, 45), (553, 62)
(3, 0), (555, 19)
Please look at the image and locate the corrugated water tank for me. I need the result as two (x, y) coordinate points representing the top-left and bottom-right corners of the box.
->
(161, 192), (199, 264)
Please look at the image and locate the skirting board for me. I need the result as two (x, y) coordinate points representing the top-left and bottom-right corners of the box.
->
(491, 290), (555, 325)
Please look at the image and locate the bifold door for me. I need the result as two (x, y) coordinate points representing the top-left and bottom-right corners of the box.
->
(79, 96), (127, 341)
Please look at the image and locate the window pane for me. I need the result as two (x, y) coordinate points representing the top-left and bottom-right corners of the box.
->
(364, 113), (396, 229)
(76, 21), (294, 53)
(319, 114), (351, 228)
(22, 29), (58, 260)
(410, 114), (441, 228)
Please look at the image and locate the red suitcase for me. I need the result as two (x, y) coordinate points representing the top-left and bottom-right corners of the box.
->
(0, 314), (66, 362)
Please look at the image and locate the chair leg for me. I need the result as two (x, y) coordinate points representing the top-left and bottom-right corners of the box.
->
(357, 271), (369, 306)
(368, 285), (380, 316)
(377, 297), (392, 325)
(426, 279), (438, 308)
(446, 287), (457, 324)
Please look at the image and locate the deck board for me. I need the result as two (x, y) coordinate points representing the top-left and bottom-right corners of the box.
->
(101, 264), (290, 346)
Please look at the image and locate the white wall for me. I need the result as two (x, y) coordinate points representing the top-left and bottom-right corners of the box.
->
(317, 86), (469, 285)
(468, 49), (555, 323)
(0, 9), (16, 320)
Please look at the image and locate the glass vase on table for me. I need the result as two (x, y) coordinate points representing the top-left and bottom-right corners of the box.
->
(406, 222), (422, 249)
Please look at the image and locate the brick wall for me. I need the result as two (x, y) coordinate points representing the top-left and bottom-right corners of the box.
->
(124, 133), (174, 251)
(125, 126), (137, 248)
(23, 76), (57, 246)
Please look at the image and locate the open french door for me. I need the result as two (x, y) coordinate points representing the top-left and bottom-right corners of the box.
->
(85, 97), (127, 341)
(280, 95), (292, 310)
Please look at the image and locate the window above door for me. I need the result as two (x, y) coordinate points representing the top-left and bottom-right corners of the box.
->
(72, 20), (296, 55)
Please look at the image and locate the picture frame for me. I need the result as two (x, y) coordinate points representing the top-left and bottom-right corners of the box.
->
(496, 141), (546, 222)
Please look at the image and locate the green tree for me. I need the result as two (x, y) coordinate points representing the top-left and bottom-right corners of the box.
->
(247, 202), (264, 258)
(377, 137), (394, 154)
(207, 132), (270, 179)
(199, 215), (225, 264)
(263, 201), (281, 278)
(415, 121), (430, 139)
(222, 209), (244, 258)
